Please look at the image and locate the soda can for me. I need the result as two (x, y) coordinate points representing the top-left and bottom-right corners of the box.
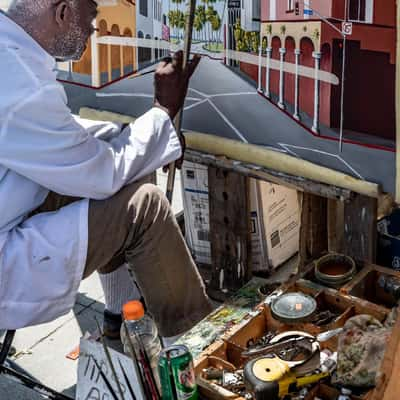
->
(158, 344), (198, 400)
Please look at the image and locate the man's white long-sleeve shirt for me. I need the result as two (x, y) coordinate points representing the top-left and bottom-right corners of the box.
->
(0, 13), (181, 328)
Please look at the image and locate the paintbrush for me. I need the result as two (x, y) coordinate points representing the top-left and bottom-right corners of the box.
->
(95, 317), (125, 400)
(133, 331), (160, 400)
(122, 321), (148, 399)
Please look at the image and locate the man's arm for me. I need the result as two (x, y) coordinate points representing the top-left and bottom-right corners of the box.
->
(0, 84), (181, 199)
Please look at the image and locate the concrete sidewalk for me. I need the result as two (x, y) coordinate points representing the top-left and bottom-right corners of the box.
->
(0, 170), (184, 399)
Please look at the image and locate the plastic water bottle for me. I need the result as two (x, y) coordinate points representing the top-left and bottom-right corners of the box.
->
(120, 300), (162, 387)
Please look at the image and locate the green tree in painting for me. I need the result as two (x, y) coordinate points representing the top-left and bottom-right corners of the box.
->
(177, 9), (185, 39)
(195, 5), (207, 42)
(170, 0), (184, 40)
(211, 14), (221, 43)
(206, 6), (217, 44)
(194, 14), (204, 41)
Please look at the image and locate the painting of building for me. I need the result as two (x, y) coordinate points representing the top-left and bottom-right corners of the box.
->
(239, 0), (396, 141)
(226, 0), (242, 67)
(73, 0), (137, 86)
(136, 0), (169, 68)
(241, 0), (261, 31)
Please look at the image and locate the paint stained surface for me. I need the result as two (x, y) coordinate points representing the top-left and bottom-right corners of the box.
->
(176, 277), (270, 359)
(1, 1), (396, 193)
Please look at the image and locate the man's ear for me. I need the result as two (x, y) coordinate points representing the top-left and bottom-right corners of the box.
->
(55, 1), (71, 27)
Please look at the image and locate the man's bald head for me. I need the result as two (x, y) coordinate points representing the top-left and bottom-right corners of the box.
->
(7, 0), (98, 61)
(8, 0), (54, 18)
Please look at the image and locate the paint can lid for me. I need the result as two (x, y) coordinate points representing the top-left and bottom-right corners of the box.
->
(271, 292), (317, 324)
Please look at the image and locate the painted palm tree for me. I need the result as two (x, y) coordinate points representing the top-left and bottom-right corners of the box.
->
(168, 10), (177, 40)
(171, 0), (184, 40)
(211, 14), (221, 44)
(195, 5), (207, 42)
(177, 9), (185, 40)
(194, 14), (204, 41)
(206, 6), (217, 44)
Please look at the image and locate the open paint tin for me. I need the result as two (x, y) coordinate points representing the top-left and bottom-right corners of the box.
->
(314, 253), (356, 289)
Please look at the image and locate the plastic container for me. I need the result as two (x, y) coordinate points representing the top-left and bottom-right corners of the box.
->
(120, 300), (162, 387)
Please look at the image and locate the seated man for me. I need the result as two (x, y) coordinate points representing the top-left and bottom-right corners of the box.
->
(0, 0), (212, 339)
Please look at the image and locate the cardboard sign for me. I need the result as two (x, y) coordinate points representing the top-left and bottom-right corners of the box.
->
(76, 339), (146, 400)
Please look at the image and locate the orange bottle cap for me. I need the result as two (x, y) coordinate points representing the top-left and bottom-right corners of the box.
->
(123, 300), (145, 321)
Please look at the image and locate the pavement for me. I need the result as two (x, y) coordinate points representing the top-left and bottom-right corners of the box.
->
(0, 169), (183, 399)
(63, 51), (395, 194)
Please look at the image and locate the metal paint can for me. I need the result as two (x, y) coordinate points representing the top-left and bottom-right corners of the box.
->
(314, 253), (356, 288)
(158, 344), (198, 400)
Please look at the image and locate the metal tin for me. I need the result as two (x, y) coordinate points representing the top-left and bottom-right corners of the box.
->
(314, 253), (356, 289)
(158, 344), (198, 400)
(270, 292), (317, 324)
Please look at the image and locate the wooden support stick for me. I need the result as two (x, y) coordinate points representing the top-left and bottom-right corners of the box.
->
(165, 0), (197, 203)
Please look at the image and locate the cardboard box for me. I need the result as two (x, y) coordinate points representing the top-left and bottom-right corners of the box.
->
(257, 180), (300, 269)
(181, 161), (211, 265)
(181, 162), (300, 272)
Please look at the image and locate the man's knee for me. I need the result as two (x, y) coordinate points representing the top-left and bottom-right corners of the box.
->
(133, 183), (170, 212)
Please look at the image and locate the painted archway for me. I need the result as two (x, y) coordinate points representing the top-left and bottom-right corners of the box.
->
(270, 36), (281, 98)
(320, 43), (332, 128)
(138, 31), (146, 65)
(123, 28), (135, 74)
(284, 36), (296, 107)
(299, 37), (315, 119)
(145, 34), (152, 64)
(110, 24), (121, 79)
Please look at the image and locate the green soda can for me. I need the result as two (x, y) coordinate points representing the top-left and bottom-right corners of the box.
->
(158, 344), (198, 400)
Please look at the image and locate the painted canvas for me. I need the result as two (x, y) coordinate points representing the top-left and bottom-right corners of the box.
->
(1, 0), (397, 195)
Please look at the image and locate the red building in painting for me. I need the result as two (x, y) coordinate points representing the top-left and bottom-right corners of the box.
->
(241, 0), (396, 140)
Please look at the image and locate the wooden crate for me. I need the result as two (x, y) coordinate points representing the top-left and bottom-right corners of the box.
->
(194, 261), (398, 399)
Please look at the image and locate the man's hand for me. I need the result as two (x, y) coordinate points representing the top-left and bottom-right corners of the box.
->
(154, 51), (201, 120)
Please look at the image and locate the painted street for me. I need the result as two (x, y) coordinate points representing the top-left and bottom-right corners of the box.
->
(63, 54), (395, 194)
